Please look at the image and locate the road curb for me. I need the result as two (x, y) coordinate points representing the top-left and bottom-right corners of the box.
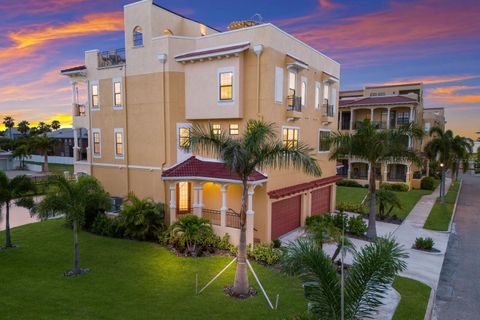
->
(447, 179), (463, 233)
(425, 286), (436, 320)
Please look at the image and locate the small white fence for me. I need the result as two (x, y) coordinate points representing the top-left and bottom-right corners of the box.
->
(28, 155), (74, 165)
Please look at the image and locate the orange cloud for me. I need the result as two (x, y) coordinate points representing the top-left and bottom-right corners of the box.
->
(1, 0), (88, 15)
(318, 0), (340, 10)
(429, 86), (480, 95)
(373, 75), (480, 87)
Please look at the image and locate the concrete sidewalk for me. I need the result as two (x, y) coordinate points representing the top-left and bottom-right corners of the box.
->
(0, 197), (40, 232)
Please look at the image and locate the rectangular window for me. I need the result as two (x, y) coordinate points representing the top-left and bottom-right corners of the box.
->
(283, 127), (299, 149)
(179, 127), (191, 148)
(315, 82), (321, 110)
(301, 78), (307, 106)
(219, 72), (233, 101)
(176, 182), (191, 215)
(113, 80), (122, 107)
(212, 124), (221, 136)
(229, 124), (239, 135)
(318, 130), (331, 152)
(91, 83), (99, 109)
(424, 122), (431, 133)
(92, 129), (101, 157)
(288, 71), (296, 97)
(397, 111), (410, 125)
(114, 129), (124, 158)
(323, 82), (330, 105)
(274, 67), (284, 103)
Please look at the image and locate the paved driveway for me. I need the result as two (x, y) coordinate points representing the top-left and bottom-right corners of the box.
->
(434, 173), (480, 319)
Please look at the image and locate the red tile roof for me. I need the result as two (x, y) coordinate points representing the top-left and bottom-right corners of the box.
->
(175, 43), (250, 61)
(60, 65), (86, 74)
(268, 175), (342, 199)
(162, 156), (267, 182)
(339, 95), (417, 107)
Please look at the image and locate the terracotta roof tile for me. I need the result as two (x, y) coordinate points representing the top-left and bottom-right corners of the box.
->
(268, 175), (342, 199)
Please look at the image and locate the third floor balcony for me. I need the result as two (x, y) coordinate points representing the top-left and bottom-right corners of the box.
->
(98, 48), (126, 68)
(286, 95), (302, 120)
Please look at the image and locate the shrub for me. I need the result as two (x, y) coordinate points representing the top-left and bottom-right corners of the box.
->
(336, 179), (363, 188)
(169, 215), (215, 256)
(380, 183), (409, 192)
(336, 202), (367, 215)
(91, 213), (121, 238)
(272, 239), (282, 249)
(421, 176), (437, 190)
(414, 237), (434, 250)
(347, 215), (368, 236)
(248, 243), (282, 265)
(332, 212), (348, 230)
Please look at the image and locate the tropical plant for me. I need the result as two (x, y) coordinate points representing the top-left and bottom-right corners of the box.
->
(305, 214), (339, 249)
(11, 138), (32, 168)
(34, 176), (110, 275)
(346, 215), (368, 236)
(17, 120), (30, 136)
(375, 188), (402, 219)
(3, 116), (15, 139)
(281, 237), (407, 319)
(420, 176), (436, 190)
(414, 237), (434, 250)
(329, 120), (423, 239)
(170, 214), (213, 256)
(0, 172), (36, 248)
(116, 193), (165, 241)
(380, 182), (409, 192)
(30, 134), (58, 172)
(185, 120), (321, 295)
(51, 120), (61, 131)
(248, 243), (282, 265)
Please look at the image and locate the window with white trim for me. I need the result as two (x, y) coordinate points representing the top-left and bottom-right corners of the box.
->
(301, 78), (307, 107)
(323, 81), (330, 105)
(274, 67), (284, 103)
(212, 124), (221, 136)
(113, 78), (122, 108)
(91, 82), (99, 109)
(288, 71), (296, 97)
(219, 71), (233, 101)
(315, 82), (321, 110)
(133, 26), (143, 47)
(282, 127), (299, 149)
(229, 124), (239, 135)
(178, 127), (191, 148)
(318, 130), (331, 152)
(92, 129), (101, 157)
(114, 128), (124, 159)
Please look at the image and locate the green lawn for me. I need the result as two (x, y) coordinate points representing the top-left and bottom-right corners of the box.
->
(336, 186), (368, 205)
(25, 161), (74, 175)
(336, 186), (431, 219)
(423, 181), (461, 231)
(0, 220), (306, 320)
(392, 276), (431, 320)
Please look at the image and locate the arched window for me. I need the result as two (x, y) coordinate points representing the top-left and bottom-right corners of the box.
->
(163, 29), (174, 36)
(133, 26), (143, 47)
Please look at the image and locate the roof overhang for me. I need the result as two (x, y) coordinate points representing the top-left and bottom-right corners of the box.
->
(175, 42), (250, 63)
(286, 54), (309, 71)
(60, 65), (87, 77)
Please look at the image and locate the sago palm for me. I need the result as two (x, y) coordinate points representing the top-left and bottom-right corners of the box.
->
(0, 172), (36, 248)
(375, 188), (402, 219)
(282, 237), (407, 319)
(35, 175), (110, 275)
(329, 120), (423, 239)
(171, 214), (212, 256)
(185, 119), (321, 296)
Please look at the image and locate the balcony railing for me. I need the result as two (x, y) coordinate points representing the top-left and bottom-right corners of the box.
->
(226, 209), (240, 229)
(202, 208), (221, 226)
(98, 48), (126, 68)
(323, 104), (334, 117)
(287, 95), (302, 112)
(371, 121), (388, 129)
(74, 104), (86, 117)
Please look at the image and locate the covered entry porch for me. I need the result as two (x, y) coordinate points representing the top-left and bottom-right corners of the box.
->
(162, 157), (267, 245)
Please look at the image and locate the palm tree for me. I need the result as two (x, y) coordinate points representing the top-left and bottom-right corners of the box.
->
(34, 175), (110, 275)
(0, 172), (36, 248)
(186, 120), (321, 296)
(17, 120), (30, 136)
(170, 214), (213, 256)
(31, 134), (58, 172)
(375, 188), (402, 219)
(281, 237), (407, 319)
(11, 138), (32, 168)
(51, 120), (61, 131)
(3, 116), (15, 140)
(329, 120), (423, 239)
(450, 135), (473, 181)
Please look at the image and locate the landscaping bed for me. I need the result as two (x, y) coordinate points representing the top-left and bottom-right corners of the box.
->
(423, 181), (460, 231)
(0, 220), (306, 319)
(392, 276), (431, 320)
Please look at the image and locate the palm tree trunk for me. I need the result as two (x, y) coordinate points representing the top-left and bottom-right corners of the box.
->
(73, 220), (80, 274)
(367, 162), (377, 240)
(233, 180), (249, 295)
(4, 202), (12, 248)
(43, 151), (49, 172)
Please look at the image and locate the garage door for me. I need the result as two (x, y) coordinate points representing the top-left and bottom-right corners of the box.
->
(271, 195), (301, 240)
(311, 186), (331, 216)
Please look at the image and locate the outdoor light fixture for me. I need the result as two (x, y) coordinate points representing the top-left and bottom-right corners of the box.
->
(440, 163), (444, 167)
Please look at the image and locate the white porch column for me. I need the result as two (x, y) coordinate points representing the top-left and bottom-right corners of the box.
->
(406, 164), (411, 183)
(387, 107), (391, 129)
(169, 184), (176, 224)
(408, 136), (413, 149)
(73, 129), (80, 161)
(193, 183), (203, 217)
(220, 184), (228, 227)
(246, 185), (255, 245)
(349, 109), (353, 130)
(384, 163), (389, 182)
(370, 108), (374, 122)
(409, 106), (414, 123)
(71, 80), (78, 115)
(347, 160), (352, 179)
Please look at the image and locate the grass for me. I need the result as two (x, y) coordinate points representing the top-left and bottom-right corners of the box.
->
(0, 220), (306, 320)
(25, 161), (74, 175)
(336, 186), (431, 219)
(392, 276), (431, 320)
(423, 181), (461, 231)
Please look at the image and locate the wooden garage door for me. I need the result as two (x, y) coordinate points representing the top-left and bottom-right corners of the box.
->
(311, 186), (331, 216)
(271, 195), (301, 240)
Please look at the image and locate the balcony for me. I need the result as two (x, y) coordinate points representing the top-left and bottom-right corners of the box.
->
(371, 121), (388, 129)
(321, 103), (334, 123)
(98, 48), (126, 68)
(286, 95), (302, 120)
(73, 103), (86, 117)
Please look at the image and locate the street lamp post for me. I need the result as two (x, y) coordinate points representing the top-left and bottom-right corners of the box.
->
(440, 162), (445, 204)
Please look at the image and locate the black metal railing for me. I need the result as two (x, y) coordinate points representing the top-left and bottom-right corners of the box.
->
(202, 208), (221, 226)
(323, 104), (334, 117)
(74, 104), (86, 117)
(351, 173), (368, 180)
(371, 121), (388, 129)
(387, 175), (407, 182)
(226, 208), (240, 229)
(287, 95), (302, 112)
(98, 48), (126, 68)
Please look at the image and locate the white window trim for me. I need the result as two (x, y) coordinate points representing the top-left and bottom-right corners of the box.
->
(90, 80), (100, 112)
(217, 66), (235, 105)
(113, 128), (124, 160)
(112, 77), (123, 110)
(318, 129), (332, 153)
(274, 66), (284, 104)
(92, 128), (101, 158)
(176, 122), (193, 162)
(301, 77), (307, 107)
(323, 81), (330, 105)
(288, 70), (297, 96)
(314, 81), (321, 111)
(282, 125), (300, 147)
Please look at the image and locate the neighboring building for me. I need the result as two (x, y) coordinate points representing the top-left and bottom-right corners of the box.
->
(0, 150), (19, 171)
(46, 128), (88, 157)
(338, 83), (445, 188)
(60, 0), (341, 245)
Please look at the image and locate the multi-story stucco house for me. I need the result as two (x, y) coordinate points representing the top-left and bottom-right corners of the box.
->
(61, 0), (341, 245)
(338, 83), (445, 188)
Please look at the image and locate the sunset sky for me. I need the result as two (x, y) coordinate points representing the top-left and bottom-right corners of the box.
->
(0, 0), (479, 138)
